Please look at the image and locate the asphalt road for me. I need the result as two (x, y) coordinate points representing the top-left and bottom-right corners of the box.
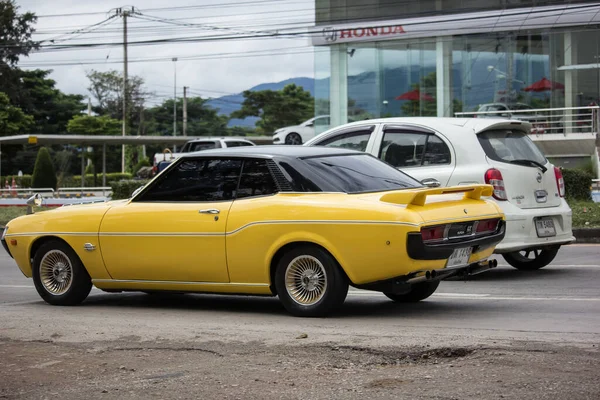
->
(1, 244), (599, 348)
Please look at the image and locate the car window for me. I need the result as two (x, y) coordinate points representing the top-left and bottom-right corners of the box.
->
(302, 154), (422, 194)
(422, 135), (451, 165)
(477, 129), (547, 165)
(136, 158), (242, 202)
(188, 141), (220, 152)
(236, 160), (278, 199)
(486, 105), (506, 112)
(315, 129), (372, 152)
(226, 141), (254, 147)
(379, 132), (426, 167)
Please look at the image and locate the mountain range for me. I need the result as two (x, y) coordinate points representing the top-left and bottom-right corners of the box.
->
(208, 53), (549, 128)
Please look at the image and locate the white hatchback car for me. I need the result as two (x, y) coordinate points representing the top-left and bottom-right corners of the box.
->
(273, 115), (330, 145)
(304, 117), (575, 270)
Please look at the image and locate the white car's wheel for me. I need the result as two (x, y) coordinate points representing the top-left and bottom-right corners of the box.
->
(275, 245), (348, 317)
(502, 246), (560, 270)
(285, 133), (302, 145)
(32, 240), (92, 305)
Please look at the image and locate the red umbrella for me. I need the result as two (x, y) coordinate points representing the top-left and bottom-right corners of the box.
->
(523, 77), (565, 92)
(395, 89), (435, 101)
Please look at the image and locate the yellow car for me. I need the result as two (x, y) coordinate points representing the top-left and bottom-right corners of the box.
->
(2, 146), (505, 317)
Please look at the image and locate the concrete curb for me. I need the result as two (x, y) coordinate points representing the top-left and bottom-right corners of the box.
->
(573, 228), (600, 244)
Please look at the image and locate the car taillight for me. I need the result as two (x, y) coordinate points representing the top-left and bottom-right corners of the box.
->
(476, 218), (499, 233)
(484, 168), (507, 200)
(554, 166), (565, 197)
(421, 225), (446, 242)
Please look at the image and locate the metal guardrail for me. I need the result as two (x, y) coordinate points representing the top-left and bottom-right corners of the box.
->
(0, 187), (112, 198)
(455, 106), (600, 136)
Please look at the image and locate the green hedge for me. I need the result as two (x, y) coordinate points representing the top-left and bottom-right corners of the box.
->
(110, 179), (150, 200)
(562, 168), (594, 201)
(0, 175), (32, 188)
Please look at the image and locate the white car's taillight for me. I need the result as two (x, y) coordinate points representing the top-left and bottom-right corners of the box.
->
(554, 166), (565, 197)
(484, 168), (508, 200)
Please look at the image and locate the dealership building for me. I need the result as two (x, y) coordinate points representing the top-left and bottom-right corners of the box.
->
(312, 1), (600, 126)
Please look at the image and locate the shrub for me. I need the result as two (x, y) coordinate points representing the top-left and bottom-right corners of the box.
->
(133, 159), (151, 176)
(562, 168), (594, 201)
(0, 174), (32, 188)
(110, 179), (149, 200)
(31, 147), (57, 189)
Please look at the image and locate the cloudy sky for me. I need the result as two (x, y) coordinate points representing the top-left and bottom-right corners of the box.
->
(16, 0), (318, 106)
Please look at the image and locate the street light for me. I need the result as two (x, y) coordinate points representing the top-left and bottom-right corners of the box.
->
(172, 57), (178, 143)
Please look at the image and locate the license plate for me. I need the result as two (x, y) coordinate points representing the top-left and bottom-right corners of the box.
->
(446, 247), (472, 267)
(535, 217), (556, 238)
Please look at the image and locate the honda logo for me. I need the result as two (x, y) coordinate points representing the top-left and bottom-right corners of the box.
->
(322, 27), (338, 42)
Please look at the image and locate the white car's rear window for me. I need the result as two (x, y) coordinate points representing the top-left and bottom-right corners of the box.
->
(477, 129), (547, 165)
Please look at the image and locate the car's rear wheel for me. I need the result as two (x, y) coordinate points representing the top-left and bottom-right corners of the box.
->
(275, 245), (348, 317)
(384, 281), (440, 303)
(502, 246), (560, 270)
(285, 132), (302, 145)
(32, 240), (92, 305)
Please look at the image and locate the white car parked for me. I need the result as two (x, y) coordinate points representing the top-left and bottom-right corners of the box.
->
(273, 115), (330, 145)
(304, 117), (575, 270)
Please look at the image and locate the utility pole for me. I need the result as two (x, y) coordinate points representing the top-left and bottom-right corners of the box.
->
(183, 86), (188, 136)
(172, 58), (178, 151)
(115, 6), (135, 173)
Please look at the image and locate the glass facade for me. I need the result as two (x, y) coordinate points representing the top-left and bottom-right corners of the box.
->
(314, 1), (600, 127)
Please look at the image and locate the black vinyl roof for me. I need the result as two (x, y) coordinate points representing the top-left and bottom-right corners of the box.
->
(182, 145), (364, 159)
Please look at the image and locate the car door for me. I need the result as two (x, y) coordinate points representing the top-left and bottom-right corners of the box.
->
(371, 125), (455, 186)
(99, 157), (242, 283)
(308, 124), (378, 153)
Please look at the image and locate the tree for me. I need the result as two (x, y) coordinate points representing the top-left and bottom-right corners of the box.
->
(0, 1), (38, 101)
(86, 69), (149, 123)
(231, 84), (314, 133)
(67, 115), (121, 185)
(14, 69), (86, 135)
(144, 97), (228, 137)
(31, 146), (57, 189)
(0, 91), (33, 136)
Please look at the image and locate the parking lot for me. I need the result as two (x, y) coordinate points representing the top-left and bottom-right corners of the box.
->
(0, 244), (599, 399)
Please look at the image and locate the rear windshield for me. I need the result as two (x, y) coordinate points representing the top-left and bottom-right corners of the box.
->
(301, 154), (423, 194)
(477, 129), (547, 165)
(189, 141), (219, 152)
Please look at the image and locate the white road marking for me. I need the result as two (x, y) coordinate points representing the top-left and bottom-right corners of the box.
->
(346, 291), (600, 301)
(0, 285), (33, 288)
(497, 264), (600, 268)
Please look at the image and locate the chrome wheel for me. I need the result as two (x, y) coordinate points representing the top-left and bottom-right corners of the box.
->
(285, 133), (302, 145)
(285, 255), (327, 305)
(39, 250), (73, 295)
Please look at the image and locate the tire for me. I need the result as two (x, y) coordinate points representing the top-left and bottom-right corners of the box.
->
(502, 246), (560, 270)
(275, 245), (348, 317)
(284, 132), (302, 145)
(32, 240), (92, 306)
(384, 281), (440, 303)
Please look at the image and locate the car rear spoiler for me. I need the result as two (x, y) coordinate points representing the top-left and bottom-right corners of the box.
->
(379, 184), (494, 207)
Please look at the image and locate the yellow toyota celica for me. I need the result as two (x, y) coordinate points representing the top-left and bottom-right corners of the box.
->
(2, 146), (505, 317)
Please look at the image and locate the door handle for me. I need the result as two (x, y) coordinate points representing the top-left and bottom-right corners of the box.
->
(199, 209), (220, 214)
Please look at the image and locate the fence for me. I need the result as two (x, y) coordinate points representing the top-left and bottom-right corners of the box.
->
(454, 106), (600, 136)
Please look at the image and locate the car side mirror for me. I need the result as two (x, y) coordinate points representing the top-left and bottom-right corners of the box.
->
(305, 122), (314, 127)
(421, 178), (441, 188)
(26, 193), (43, 215)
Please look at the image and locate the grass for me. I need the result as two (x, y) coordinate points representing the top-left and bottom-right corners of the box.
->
(568, 200), (600, 228)
(1, 201), (600, 229)
(0, 207), (54, 227)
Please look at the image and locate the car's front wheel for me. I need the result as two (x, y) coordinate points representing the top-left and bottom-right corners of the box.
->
(502, 246), (560, 270)
(285, 132), (302, 145)
(275, 245), (348, 317)
(384, 281), (440, 303)
(32, 240), (92, 305)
